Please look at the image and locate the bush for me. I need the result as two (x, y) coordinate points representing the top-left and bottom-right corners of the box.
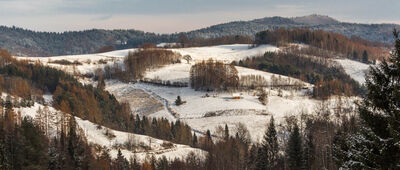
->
(175, 96), (183, 106)
(104, 128), (116, 140)
(258, 89), (268, 105)
(124, 134), (137, 151)
(161, 141), (174, 149)
(49, 59), (82, 65)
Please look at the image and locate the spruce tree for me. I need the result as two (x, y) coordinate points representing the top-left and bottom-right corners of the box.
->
(303, 133), (314, 170)
(67, 117), (80, 168)
(265, 116), (279, 169)
(286, 124), (303, 170)
(255, 145), (267, 170)
(362, 50), (369, 63)
(175, 96), (183, 106)
(116, 149), (129, 170)
(224, 124), (230, 140)
(192, 133), (198, 147)
(336, 30), (400, 169)
(256, 116), (279, 170)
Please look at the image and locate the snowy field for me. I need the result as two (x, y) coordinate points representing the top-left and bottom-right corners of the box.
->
(18, 44), (278, 78)
(170, 44), (279, 63)
(335, 59), (371, 84)
(105, 80), (350, 142)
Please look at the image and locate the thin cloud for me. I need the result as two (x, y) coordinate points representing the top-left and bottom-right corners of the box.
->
(0, 0), (399, 32)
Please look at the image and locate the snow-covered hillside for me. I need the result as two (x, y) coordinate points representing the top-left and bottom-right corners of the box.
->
(105, 80), (355, 142)
(10, 94), (204, 162)
(335, 59), (371, 84)
(19, 44), (278, 76)
(17, 44), (359, 143)
(171, 44), (279, 63)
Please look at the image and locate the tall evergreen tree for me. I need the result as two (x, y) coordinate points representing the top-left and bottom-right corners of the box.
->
(116, 149), (129, 170)
(362, 50), (369, 63)
(224, 124), (230, 140)
(192, 133), (198, 147)
(286, 124), (303, 170)
(265, 116), (279, 168)
(303, 133), (314, 170)
(256, 116), (279, 170)
(335, 30), (400, 169)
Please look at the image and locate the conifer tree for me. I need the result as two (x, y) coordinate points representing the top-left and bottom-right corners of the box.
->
(67, 117), (80, 168)
(265, 116), (279, 168)
(206, 130), (211, 140)
(256, 116), (279, 170)
(116, 149), (129, 170)
(336, 30), (400, 169)
(255, 144), (268, 170)
(303, 133), (314, 170)
(224, 124), (229, 140)
(286, 124), (303, 170)
(192, 133), (198, 147)
(175, 96), (183, 106)
(362, 50), (369, 63)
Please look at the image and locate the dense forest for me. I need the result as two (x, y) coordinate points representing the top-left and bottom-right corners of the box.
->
(255, 28), (389, 62)
(190, 59), (239, 91)
(0, 26), (175, 57)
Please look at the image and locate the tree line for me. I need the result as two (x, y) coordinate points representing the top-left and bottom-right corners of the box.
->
(177, 34), (253, 48)
(255, 28), (389, 63)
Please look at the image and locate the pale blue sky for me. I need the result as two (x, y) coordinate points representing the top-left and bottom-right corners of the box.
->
(0, 0), (399, 33)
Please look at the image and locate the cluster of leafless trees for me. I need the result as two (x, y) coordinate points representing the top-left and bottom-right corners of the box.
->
(239, 74), (305, 91)
(125, 47), (181, 80)
(190, 59), (239, 91)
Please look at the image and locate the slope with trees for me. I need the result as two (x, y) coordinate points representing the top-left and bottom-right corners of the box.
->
(255, 28), (389, 62)
(334, 30), (400, 169)
(236, 50), (362, 99)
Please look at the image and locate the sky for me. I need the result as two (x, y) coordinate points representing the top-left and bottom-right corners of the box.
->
(0, 0), (399, 33)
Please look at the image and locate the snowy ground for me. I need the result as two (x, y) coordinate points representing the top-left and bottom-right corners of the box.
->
(18, 44), (279, 78)
(105, 80), (339, 142)
(170, 44), (279, 63)
(16, 44), (360, 144)
(335, 59), (371, 84)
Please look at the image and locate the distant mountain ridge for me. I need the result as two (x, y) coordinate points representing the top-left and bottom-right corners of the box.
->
(187, 14), (400, 44)
(292, 14), (340, 25)
(1, 14), (399, 56)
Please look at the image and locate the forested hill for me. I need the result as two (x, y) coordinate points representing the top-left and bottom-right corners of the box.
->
(0, 26), (175, 57)
(187, 14), (400, 44)
(1, 14), (399, 56)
